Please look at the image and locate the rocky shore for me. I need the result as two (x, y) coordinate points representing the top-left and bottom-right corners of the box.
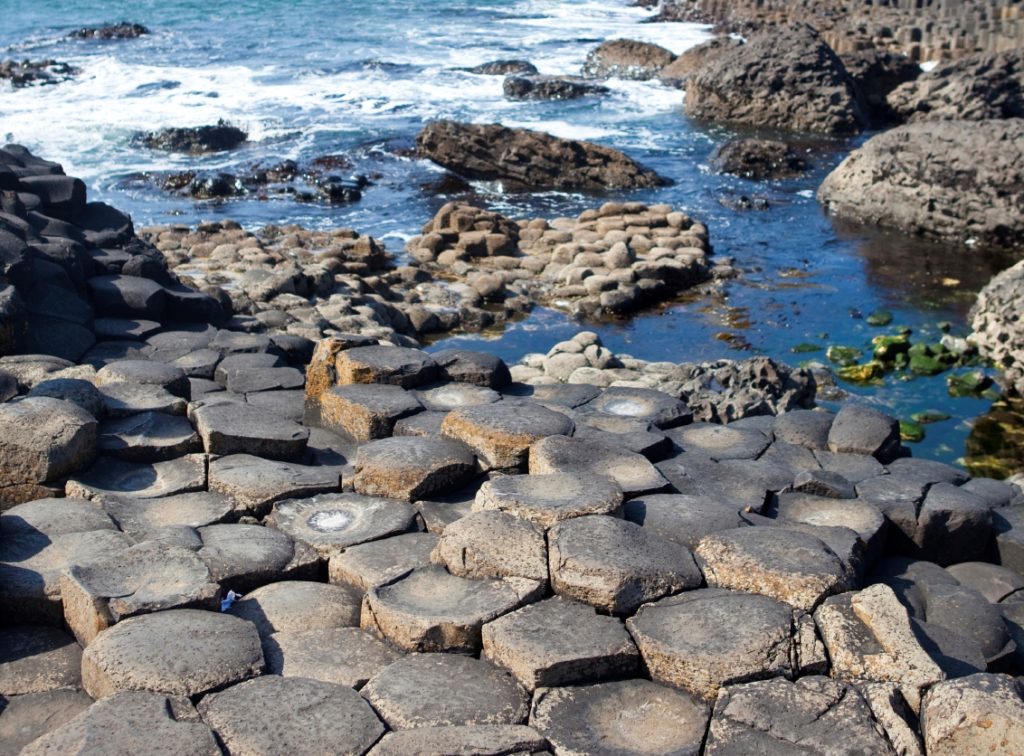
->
(4, 1), (1024, 752)
(2, 142), (1024, 753)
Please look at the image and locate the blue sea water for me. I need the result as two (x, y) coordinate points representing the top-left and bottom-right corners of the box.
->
(0, 0), (1014, 467)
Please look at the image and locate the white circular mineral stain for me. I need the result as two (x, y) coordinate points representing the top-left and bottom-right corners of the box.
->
(308, 510), (353, 532)
(602, 398), (648, 417)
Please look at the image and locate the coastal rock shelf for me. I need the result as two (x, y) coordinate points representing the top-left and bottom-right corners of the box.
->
(2, 129), (1024, 751)
(4, 316), (1024, 752)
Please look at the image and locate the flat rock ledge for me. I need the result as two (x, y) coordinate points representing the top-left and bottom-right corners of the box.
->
(3, 146), (1024, 753)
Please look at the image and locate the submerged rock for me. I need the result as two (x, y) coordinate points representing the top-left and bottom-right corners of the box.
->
(67, 22), (150, 40)
(503, 75), (609, 101)
(138, 120), (247, 154)
(0, 59), (77, 87)
(711, 138), (810, 180)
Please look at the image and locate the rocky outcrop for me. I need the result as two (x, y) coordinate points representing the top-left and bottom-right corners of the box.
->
(138, 120), (247, 154)
(970, 259), (1024, 395)
(818, 119), (1024, 247)
(840, 48), (921, 125)
(503, 76), (608, 101)
(67, 23), (149, 40)
(581, 39), (676, 80)
(710, 138), (809, 180)
(406, 201), (716, 319)
(0, 59), (77, 87)
(0, 144), (227, 367)
(887, 52), (1024, 123)
(658, 37), (743, 88)
(416, 121), (668, 191)
(653, 0), (1024, 63)
(684, 24), (866, 135)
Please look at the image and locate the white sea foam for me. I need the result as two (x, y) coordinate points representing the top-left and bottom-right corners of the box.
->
(0, 0), (709, 184)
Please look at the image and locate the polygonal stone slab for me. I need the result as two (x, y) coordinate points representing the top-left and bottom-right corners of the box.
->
(0, 688), (93, 756)
(335, 345), (439, 388)
(417, 382), (501, 411)
(18, 691), (219, 756)
(667, 422), (770, 461)
(66, 454), (207, 501)
(947, 561), (1024, 603)
(442, 402), (574, 469)
(225, 366), (305, 394)
(772, 409), (834, 450)
(95, 361), (190, 399)
(81, 609), (264, 699)
(696, 526), (856, 611)
(192, 402), (308, 461)
(529, 435), (668, 495)
(530, 679), (709, 756)
(583, 386), (692, 429)
(0, 525), (129, 626)
(354, 436), (477, 501)
(392, 410), (448, 437)
(198, 675), (385, 756)
(362, 565), (523, 653)
(196, 523), (321, 593)
(915, 482), (993, 565)
(318, 384), (423, 441)
(623, 493), (744, 550)
(705, 676), (897, 755)
(268, 493), (418, 558)
(433, 348), (512, 388)
(921, 673), (1024, 756)
(433, 511), (548, 582)
(814, 584), (945, 711)
(828, 404), (901, 463)
(0, 397), (97, 502)
(98, 383), (188, 418)
(482, 596), (638, 691)
(626, 588), (797, 701)
(362, 653), (529, 729)
(97, 411), (201, 462)
(227, 580), (361, 641)
(777, 492), (887, 560)
(329, 532), (439, 590)
(208, 453), (341, 517)
(96, 491), (234, 540)
(263, 626), (401, 688)
(0, 627), (82, 696)
(792, 469), (857, 499)
(368, 725), (548, 756)
(474, 472), (623, 529)
(416, 483), (478, 533)
(548, 515), (702, 615)
(814, 449), (887, 484)
(61, 541), (221, 645)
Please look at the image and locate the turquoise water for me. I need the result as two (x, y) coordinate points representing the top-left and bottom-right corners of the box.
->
(1, 0), (1014, 466)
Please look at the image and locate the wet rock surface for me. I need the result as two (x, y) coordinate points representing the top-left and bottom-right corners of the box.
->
(416, 120), (668, 190)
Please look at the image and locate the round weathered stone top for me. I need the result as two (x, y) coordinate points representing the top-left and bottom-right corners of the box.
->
(584, 386), (691, 429)
(626, 588), (795, 700)
(417, 383), (501, 411)
(367, 564), (521, 627)
(268, 493), (418, 557)
(778, 492), (886, 546)
(227, 580), (361, 640)
(474, 472), (623, 528)
(1, 497), (117, 537)
(529, 435), (668, 496)
(198, 675), (385, 756)
(362, 653), (530, 730)
(668, 423), (770, 460)
(531, 679), (709, 756)
(80, 608), (263, 698)
(442, 402), (574, 469)
(95, 360), (189, 398)
(336, 345), (439, 388)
